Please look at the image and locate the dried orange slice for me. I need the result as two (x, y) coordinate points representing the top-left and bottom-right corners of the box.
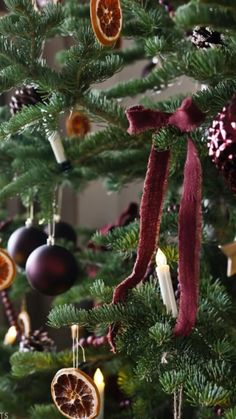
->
(90, 0), (122, 46)
(66, 112), (91, 138)
(51, 368), (100, 419)
(0, 249), (16, 291)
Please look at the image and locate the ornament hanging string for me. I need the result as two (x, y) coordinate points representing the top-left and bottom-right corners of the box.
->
(47, 191), (58, 246)
(71, 325), (86, 367)
(71, 325), (79, 369)
(174, 386), (183, 419)
(108, 97), (205, 351)
(25, 203), (34, 227)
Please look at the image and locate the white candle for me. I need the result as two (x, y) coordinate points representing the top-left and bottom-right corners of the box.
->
(48, 131), (68, 164)
(155, 249), (178, 318)
(94, 368), (105, 419)
(4, 325), (17, 345)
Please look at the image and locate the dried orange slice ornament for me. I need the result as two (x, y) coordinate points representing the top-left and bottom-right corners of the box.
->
(0, 249), (16, 291)
(66, 112), (91, 138)
(51, 368), (100, 419)
(90, 0), (122, 46)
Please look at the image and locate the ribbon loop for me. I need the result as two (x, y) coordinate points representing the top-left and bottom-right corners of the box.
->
(126, 97), (205, 135)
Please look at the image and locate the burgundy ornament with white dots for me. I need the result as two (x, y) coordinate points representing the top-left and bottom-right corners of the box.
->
(208, 94), (236, 195)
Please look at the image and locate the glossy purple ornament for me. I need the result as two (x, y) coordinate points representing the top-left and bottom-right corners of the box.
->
(7, 225), (47, 268)
(26, 244), (78, 295)
(44, 221), (77, 245)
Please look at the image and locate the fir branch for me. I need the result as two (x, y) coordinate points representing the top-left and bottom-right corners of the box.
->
(104, 58), (183, 98)
(145, 33), (184, 57)
(175, 2), (236, 30)
(30, 404), (61, 419)
(116, 43), (146, 65)
(224, 408), (236, 419)
(39, 4), (64, 37)
(199, 0), (236, 10)
(185, 372), (231, 407)
(182, 49), (236, 84)
(48, 303), (135, 329)
(92, 221), (139, 256)
(122, 0), (165, 37)
(0, 64), (26, 94)
(80, 91), (128, 129)
(149, 321), (172, 346)
(193, 79), (236, 116)
(0, 164), (58, 201)
(10, 350), (73, 377)
(53, 279), (113, 306)
(0, 36), (27, 66)
(0, 97), (65, 139)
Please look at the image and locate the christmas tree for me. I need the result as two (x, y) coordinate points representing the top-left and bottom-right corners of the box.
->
(0, 0), (236, 418)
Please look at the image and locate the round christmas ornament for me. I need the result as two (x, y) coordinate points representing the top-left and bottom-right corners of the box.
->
(190, 26), (224, 49)
(44, 220), (77, 246)
(7, 224), (47, 268)
(208, 94), (236, 195)
(0, 248), (16, 290)
(25, 244), (78, 295)
(51, 368), (100, 419)
(90, 0), (122, 46)
(66, 112), (91, 138)
(9, 85), (45, 115)
(19, 329), (55, 352)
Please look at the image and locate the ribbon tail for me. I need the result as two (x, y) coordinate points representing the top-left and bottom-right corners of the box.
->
(108, 147), (171, 351)
(174, 139), (202, 337)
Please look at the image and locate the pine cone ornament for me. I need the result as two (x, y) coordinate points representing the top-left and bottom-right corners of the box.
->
(190, 26), (224, 49)
(10, 86), (45, 115)
(19, 329), (55, 352)
(208, 95), (236, 195)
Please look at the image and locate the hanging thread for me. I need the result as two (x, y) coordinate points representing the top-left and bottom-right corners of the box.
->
(25, 203), (34, 227)
(173, 386), (183, 419)
(71, 325), (79, 369)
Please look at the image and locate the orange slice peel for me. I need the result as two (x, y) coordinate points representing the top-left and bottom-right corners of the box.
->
(0, 248), (16, 291)
(90, 0), (122, 46)
(51, 368), (100, 419)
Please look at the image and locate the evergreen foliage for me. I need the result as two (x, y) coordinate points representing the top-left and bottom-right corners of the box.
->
(0, 0), (235, 417)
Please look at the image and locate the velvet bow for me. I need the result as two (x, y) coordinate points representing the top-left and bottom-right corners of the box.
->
(108, 97), (205, 352)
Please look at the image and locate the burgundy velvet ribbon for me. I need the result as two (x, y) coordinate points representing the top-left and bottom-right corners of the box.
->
(174, 139), (202, 336)
(108, 97), (205, 351)
(108, 147), (170, 352)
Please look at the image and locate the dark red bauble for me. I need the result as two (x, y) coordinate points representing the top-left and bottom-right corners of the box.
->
(25, 244), (78, 296)
(7, 226), (47, 268)
(44, 221), (77, 246)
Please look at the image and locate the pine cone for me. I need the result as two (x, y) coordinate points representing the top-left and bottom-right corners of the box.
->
(19, 329), (55, 352)
(190, 26), (224, 49)
(10, 85), (45, 115)
(208, 95), (236, 195)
